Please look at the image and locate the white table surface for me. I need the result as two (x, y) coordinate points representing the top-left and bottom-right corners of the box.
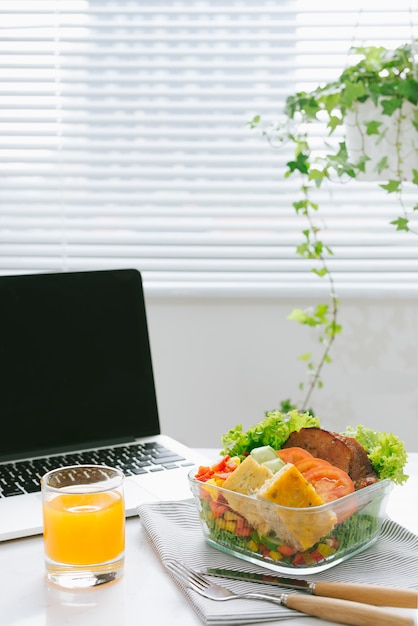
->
(1, 451), (417, 626)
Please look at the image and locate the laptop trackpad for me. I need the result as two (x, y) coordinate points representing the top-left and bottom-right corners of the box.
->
(126, 468), (193, 511)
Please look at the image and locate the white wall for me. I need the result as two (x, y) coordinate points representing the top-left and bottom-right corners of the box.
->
(145, 296), (418, 453)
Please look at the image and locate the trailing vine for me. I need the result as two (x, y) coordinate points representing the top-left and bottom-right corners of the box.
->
(249, 41), (418, 414)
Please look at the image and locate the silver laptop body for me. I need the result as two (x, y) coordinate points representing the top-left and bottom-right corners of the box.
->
(0, 269), (210, 541)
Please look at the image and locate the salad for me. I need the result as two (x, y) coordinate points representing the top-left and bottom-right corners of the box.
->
(220, 409), (408, 485)
(191, 410), (408, 571)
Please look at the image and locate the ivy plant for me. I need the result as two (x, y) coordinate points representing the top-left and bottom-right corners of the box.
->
(249, 41), (418, 414)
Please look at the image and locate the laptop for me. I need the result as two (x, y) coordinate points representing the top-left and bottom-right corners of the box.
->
(0, 268), (211, 541)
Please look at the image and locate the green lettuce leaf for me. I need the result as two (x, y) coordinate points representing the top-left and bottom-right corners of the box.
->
(220, 409), (320, 458)
(343, 424), (408, 485)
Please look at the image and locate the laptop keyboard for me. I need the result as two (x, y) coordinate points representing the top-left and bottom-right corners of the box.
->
(0, 442), (195, 498)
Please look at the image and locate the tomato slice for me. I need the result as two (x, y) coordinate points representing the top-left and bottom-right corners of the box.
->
(295, 457), (332, 474)
(303, 465), (355, 503)
(277, 447), (313, 464)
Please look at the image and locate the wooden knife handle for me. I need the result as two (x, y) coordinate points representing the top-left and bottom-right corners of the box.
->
(284, 593), (415, 626)
(314, 581), (418, 609)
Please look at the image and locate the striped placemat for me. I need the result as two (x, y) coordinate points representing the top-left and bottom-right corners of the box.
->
(138, 500), (418, 625)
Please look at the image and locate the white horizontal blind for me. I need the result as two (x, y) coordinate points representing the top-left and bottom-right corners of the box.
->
(1, 0), (417, 296)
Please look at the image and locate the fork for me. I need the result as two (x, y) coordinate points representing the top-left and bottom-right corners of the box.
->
(165, 561), (415, 626)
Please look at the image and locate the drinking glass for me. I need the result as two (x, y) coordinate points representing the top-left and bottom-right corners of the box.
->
(41, 465), (125, 589)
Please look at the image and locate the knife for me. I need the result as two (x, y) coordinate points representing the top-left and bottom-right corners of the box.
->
(197, 567), (418, 609)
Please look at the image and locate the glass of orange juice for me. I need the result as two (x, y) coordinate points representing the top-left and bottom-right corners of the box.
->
(41, 465), (125, 589)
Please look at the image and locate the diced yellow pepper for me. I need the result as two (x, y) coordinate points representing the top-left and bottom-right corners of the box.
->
(247, 539), (259, 552)
(224, 510), (240, 521)
(201, 479), (219, 500)
(316, 543), (334, 557)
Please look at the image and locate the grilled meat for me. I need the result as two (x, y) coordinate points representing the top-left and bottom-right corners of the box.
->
(282, 427), (379, 490)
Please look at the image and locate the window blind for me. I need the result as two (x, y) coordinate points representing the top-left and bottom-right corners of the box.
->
(1, 1), (417, 296)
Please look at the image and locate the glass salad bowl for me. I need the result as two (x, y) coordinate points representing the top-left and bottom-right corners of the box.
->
(188, 469), (393, 574)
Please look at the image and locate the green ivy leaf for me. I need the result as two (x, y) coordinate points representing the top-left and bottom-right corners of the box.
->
(380, 179), (402, 193)
(313, 241), (324, 256)
(390, 217), (409, 231)
(326, 142), (356, 178)
(285, 93), (321, 120)
(380, 97), (403, 116)
(342, 80), (367, 107)
(293, 200), (309, 214)
(287, 308), (309, 323)
(327, 114), (343, 133)
(364, 120), (382, 136)
(247, 115), (261, 129)
(278, 398), (298, 412)
(398, 80), (418, 105)
(312, 267), (328, 277)
(315, 303), (329, 316)
(376, 156), (389, 174)
(286, 152), (309, 175)
(308, 168), (325, 183)
(354, 155), (369, 173)
(296, 243), (312, 258)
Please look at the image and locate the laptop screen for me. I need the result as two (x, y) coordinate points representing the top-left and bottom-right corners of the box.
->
(0, 269), (160, 460)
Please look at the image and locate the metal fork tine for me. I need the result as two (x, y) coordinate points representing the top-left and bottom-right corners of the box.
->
(177, 562), (210, 586)
(165, 560), (211, 592)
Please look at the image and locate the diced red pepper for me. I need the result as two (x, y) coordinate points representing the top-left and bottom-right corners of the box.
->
(195, 466), (214, 482)
(260, 545), (271, 558)
(198, 486), (212, 500)
(195, 455), (238, 483)
(310, 549), (326, 563)
(235, 517), (247, 530)
(209, 500), (228, 518)
(277, 544), (296, 557)
(213, 472), (232, 481)
(292, 553), (307, 566)
(210, 456), (230, 473)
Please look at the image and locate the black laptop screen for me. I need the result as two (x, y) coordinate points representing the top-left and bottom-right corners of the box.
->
(0, 269), (161, 460)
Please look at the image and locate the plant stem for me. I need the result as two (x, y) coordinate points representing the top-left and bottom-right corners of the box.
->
(298, 189), (340, 413)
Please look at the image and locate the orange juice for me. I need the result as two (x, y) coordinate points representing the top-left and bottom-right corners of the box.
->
(43, 490), (125, 565)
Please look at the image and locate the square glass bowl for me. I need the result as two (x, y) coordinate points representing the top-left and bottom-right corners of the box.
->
(188, 469), (393, 574)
